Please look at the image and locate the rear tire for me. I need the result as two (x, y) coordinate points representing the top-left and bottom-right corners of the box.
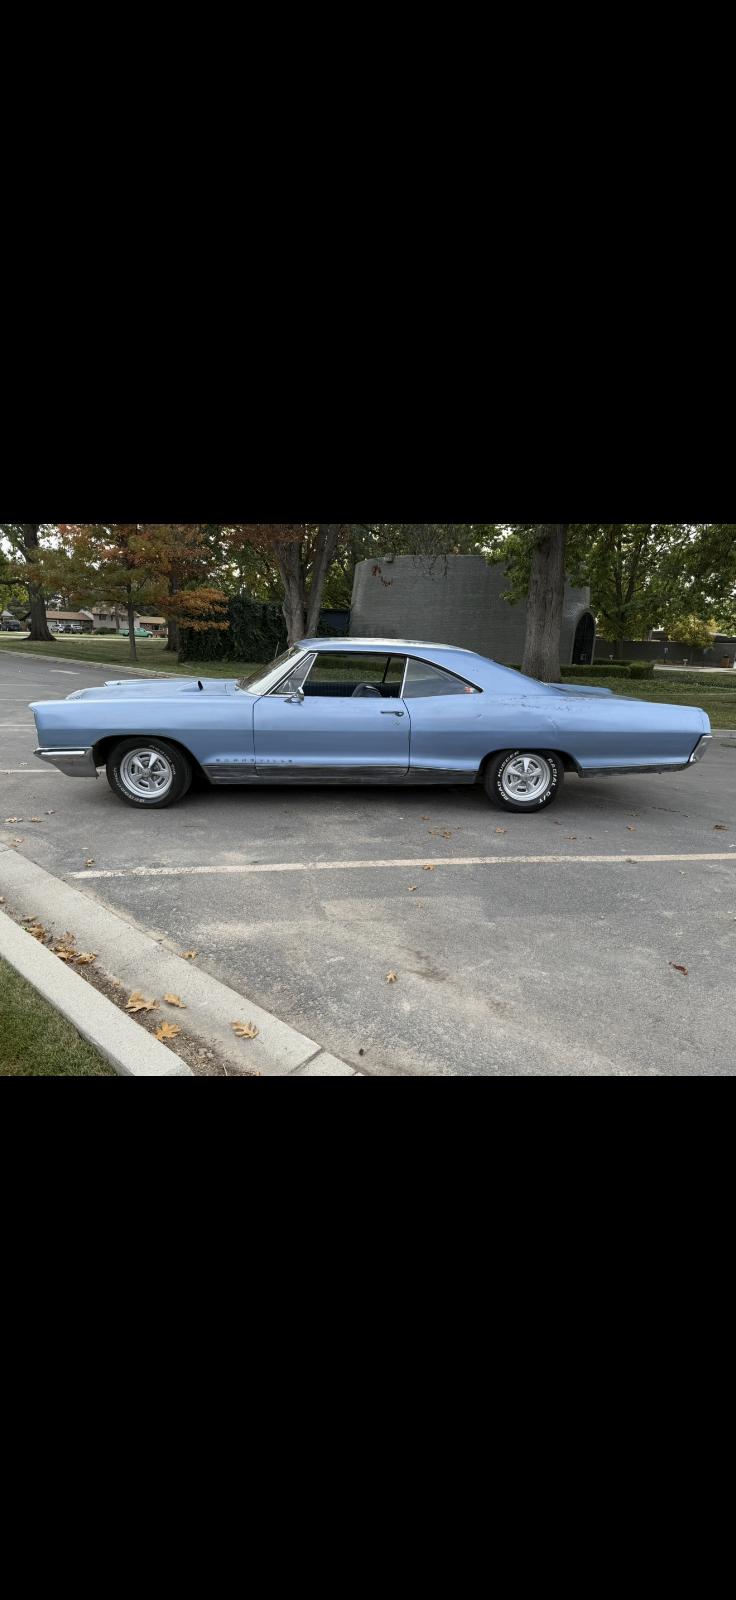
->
(484, 750), (562, 813)
(107, 738), (192, 809)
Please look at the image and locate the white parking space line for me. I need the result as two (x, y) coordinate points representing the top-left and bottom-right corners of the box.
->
(70, 853), (736, 880)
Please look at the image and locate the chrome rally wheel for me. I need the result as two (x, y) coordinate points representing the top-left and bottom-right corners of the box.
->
(485, 750), (562, 813)
(120, 748), (174, 800)
(107, 738), (192, 809)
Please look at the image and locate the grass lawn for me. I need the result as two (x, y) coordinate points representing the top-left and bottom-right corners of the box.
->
(0, 637), (263, 680)
(0, 957), (117, 1077)
(564, 676), (736, 726)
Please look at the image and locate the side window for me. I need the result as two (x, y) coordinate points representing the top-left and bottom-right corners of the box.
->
(303, 655), (407, 698)
(403, 659), (481, 698)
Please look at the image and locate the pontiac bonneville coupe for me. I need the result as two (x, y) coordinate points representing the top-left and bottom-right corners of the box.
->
(31, 640), (712, 813)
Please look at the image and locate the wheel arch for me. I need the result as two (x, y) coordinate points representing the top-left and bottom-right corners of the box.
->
(475, 747), (579, 782)
(92, 734), (208, 782)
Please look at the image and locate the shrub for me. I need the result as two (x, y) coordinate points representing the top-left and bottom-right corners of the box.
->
(629, 663), (655, 680)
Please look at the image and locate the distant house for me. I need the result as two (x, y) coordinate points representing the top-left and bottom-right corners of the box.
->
(25, 610), (95, 632)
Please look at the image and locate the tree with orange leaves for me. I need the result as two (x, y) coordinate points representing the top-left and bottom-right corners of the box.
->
(58, 524), (227, 663)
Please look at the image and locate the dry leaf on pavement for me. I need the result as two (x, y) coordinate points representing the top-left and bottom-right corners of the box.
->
(423, 865), (436, 871)
(86, 860), (95, 867)
(155, 1022), (181, 1042)
(231, 1020), (259, 1039)
(386, 972), (398, 984)
(112, 979), (121, 986)
(567, 836), (578, 841)
(421, 815), (430, 820)
(164, 994), (186, 1008)
(715, 825), (729, 831)
(495, 830), (507, 835)
(183, 951), (198, 960)
(408, 887), (419, 892)
(29, 818), (42, 823)
(670, 963), (689, 975)
(6, 819), (23, 824)
(126, 990), (159, 1013)
(28, 927), (48, 941)
(46, 811), (55, 815)
(429, 830), (452, 839)
(75, 953), (98, 966)
(0, 897), (5, 904)
(627, 827), (637, 832)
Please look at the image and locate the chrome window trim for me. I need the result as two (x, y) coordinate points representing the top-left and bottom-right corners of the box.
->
(267, 652), (318, 698)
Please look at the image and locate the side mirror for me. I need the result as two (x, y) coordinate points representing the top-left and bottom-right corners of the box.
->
(286, 689), (305, 703)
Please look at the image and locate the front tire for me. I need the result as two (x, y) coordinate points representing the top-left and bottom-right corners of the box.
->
(107, 738), (192, 809)
(484, 750), (562, 813)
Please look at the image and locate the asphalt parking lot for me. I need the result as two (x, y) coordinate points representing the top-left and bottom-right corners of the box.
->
(2, 652), (736, 1076)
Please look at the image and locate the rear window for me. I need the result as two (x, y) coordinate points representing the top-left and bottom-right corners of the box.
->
(403, 659), (481, 698)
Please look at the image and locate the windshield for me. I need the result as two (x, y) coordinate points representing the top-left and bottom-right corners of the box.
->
(237, 647), (306, 696)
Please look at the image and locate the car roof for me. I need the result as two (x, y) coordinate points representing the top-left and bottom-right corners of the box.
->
(300, 638), (486, 659)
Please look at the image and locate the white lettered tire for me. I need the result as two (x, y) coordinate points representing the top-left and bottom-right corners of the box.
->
(107, 738), (193, 809)
(484, 750), (562, 813)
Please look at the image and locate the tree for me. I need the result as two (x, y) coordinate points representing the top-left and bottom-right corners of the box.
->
(129, 524), (228, 653)
(521, 526), (569, 681)
(565, 525), (689, 656)
(667, 615), (718, 658)
(58, 525), (226, 663)
(223, 525), (347, 645)
(0, 524), (59, 640)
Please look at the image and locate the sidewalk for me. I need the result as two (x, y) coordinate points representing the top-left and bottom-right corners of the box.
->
(0, 847), (359, 1077)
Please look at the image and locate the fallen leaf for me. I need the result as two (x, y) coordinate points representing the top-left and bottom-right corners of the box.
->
(12, 839), (23, 845)
(164, 994), (186, 1008)
(54, 951), (74, 962)
(424, 865), (436, 871)
(715, 825), (729, 831)
(28, 927), (48, 941)
(86, 859), (95, 867)
(231, 1020), (259, 1039)
(554, 821), (563, 826)
(386, 972), (398, 984)
(5, 819), (23, 824)
(408, 887), (419, 892)
(0, 897), (5, 904)
(429, 830), (452, 839)
(45, 811), (55, 815)
(155, 1021), (181, 1041)
(126, 990), (159, 1013)
(567, 837), (578, 841)
(627, 827), (637, 832)
(75, 953), (98, 966)
(183, 952), (198, 960)
(29, 818), (42, 824)
(112, 979), (121, 986)
(421, 815), (430, 820)
(670, 963), (689, 975)
(23, 916), (40, 924)
(496, 829), (507, 835)
(628, 814), (637, 818)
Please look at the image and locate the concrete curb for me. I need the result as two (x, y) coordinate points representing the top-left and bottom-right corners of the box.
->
(0, 847), (358, 1077)
(0, 647), (180, 678)
(0, 909), (193, 1077)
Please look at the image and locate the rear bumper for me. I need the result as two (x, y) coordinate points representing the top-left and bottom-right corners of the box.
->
(34, 747), (98, 778)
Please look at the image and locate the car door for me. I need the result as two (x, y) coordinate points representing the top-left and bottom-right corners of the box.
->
(404, 658), (560, 778)
(254, 652), (410, 779)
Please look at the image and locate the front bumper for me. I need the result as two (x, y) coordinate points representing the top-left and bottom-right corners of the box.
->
(34, 747), (98, 778)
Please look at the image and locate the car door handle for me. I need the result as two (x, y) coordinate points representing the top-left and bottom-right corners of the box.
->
(380, 710), (405, 716)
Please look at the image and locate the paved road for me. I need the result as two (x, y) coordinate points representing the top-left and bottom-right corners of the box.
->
(2, 652), (736, 1076)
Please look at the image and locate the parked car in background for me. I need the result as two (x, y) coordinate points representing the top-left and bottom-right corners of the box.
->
(119, 628), (152, 638)
(29, 639), (713, 811)
(1, 617), (23, 631)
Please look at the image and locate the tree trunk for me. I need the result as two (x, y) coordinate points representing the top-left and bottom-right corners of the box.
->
(613, 638), (624, 660)
(165, 575), (179, 652)
(305, 524), (343, 637)
(127, 598), (138, 663)
(275, 539), (308, 645)
(522, 525), (569, 682)
(22, 525), (53, 642)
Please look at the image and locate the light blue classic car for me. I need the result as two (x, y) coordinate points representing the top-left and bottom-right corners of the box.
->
(31, 640), (712, 813)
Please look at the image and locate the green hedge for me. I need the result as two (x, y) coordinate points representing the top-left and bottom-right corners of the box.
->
(508, 662), (655, 682)
(178, 597), (349, 664)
